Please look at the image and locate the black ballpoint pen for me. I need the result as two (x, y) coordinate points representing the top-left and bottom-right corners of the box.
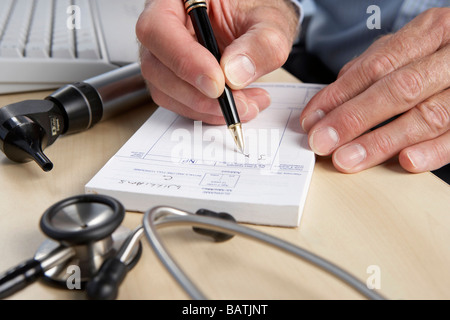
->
(184, 0), (245, 154)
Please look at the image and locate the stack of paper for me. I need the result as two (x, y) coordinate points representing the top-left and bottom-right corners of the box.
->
(85, 83), (324, 227)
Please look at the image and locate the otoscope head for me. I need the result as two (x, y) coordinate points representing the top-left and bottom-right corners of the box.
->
(0, 100), (65, 171)
(1, 117), (53, 171)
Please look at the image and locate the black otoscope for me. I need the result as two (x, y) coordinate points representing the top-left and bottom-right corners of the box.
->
(0, 63), (151, 171)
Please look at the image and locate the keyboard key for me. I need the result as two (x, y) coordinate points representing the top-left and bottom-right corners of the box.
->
(25, 0), (53, 58)
(77, 43), (101, 60)
(0, 0), (14, 36)
(0, 43), (24, 58)
(25, 42), (50, 58)
(0, 0), (34, 58)
(74, 0), (101, 60)
(52, 0), (76, 59)
(52, 44), (76, 59)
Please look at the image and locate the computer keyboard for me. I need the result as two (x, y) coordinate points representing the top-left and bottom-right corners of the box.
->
(0, 0), (145, 94)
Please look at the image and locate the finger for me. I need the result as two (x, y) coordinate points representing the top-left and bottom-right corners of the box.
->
(141, 47), (270, 121)
(140, 48), (223, 117)
(399, 130), (450, 173)
(301, 9), (449, 132)
(148, 83), (263, 125)
(220, 4), (299, 89)
(332, 87), (450, 173)
(336, 34), (393, 80)
(146, 83), (227, 124)
(242, 87), (272, 114)
(308, 44), (450, 157)
(136, 0), (225, 99)
(142, 48), (268, 124)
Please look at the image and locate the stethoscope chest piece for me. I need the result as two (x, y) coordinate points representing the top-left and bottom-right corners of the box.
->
(35, 195), (141, 287)
(34, 227), (139, 287)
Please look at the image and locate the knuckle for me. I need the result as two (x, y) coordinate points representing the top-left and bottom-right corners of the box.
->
(386, 69), (424, 105)
(368, 131), (397, 156)
(415, 8), (450, 44)
(426, 7), (450, 23)
(321, 86), (350, 107)
(170, 51), (194, 81)
(188, 95), (214, 114)
(434, 8), (450, 40)
(415, 99), (450, 133)
(258, 28), (290, 67)
(148, 86), (165, 102)
(403, 114), (427, 145)
(431, 140), (450, 167)
(337, 108), (367, 137)
(140, 52), (162, 84)
(135, 15), (145, 41)
(359, 53), (397, 82)
(140, 60), (153, 81)
(135, 13), (152, 43)
(148, 87), (166, 106)
(441, 8), (450, 26)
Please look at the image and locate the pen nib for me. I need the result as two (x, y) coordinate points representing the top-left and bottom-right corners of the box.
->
(229, 123), (245, 155)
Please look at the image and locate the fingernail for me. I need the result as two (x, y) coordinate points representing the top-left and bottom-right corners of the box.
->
(247, 90), (271, 109)
(196, 74), (220, 98)
(309, 127), (339, 155)
(302, 109), (325, 132)
(334, 144), (367, 170)
(234, 96), (249, 117)
(243, 100), (260, 120)
(224, 54), (256, 87)
(406, 150), (426, 170)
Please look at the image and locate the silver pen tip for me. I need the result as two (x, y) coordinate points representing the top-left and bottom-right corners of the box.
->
(229, 123), (245, 154)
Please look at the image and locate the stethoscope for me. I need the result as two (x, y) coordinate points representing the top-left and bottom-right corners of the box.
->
(0, 194), (386, 300)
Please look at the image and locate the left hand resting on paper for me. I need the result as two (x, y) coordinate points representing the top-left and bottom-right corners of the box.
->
(299, 8), (450, 174)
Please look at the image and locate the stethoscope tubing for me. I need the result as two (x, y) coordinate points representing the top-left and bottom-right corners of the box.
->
(143, 206), (386, 300)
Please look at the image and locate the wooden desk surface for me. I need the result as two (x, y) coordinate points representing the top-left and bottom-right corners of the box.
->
(0, 69), (449, 300)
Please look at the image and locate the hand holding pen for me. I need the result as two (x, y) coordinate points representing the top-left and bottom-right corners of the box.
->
(136, 0), (300, 125)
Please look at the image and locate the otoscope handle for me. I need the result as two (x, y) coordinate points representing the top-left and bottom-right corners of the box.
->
(86, 257), (128, 300)
(0, 259), (43, 299)
(85, 62), (150, 121)
(48, 62), (150, 135)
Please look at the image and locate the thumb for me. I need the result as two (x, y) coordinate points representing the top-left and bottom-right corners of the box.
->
(221, 10), (298, 89)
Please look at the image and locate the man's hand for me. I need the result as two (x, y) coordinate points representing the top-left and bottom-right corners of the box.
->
(300, 8), (450, 173)
(136, 0), (300, 124)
